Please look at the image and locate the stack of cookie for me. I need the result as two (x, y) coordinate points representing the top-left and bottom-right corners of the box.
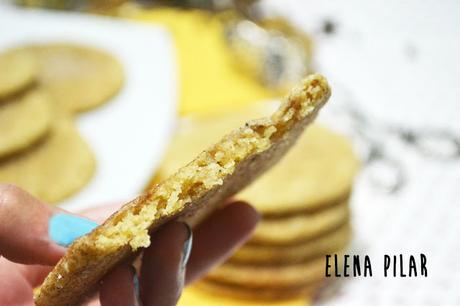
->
(0, 45), (123, 203)
(154, 103), (359, 301)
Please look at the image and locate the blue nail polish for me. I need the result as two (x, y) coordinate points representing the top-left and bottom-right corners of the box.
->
(131, 266), (141, 305)
(133, 272), (140, 299)
(181, 223), (193, 270)
(49, 213), (98, 247)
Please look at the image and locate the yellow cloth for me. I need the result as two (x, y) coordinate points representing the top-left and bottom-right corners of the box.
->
(178, 286), (309, 306)
(122, 7), (277, 115)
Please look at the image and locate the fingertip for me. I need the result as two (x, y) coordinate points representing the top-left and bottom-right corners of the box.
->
(44, 241), (67, 265)
(0, 185), (65, 265)
(184, 201), (259, 284)
(140, 221), (190, 306)
(100, 264), (137, 306)
(214, 201), (260, 239)
(143, 221), (191, 262)
(226, 200), (261, 225)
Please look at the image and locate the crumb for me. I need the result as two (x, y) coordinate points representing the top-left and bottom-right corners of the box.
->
(322, 19), (337, 35)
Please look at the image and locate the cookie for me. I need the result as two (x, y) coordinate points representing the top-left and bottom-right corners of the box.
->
(194, 280), (316, 301)
(0, 89), (52, 158)
(249, 200), (350, 246)
(179, 285), (309, 306)
(238, 125), (359, 215)
(0, 49), (38, 99)
(34, 74), (331, 306)
(231, 223), (351, 264)
(27, 43), (124, 113)
(0, 118), (95, 203)
(206, 251), (344, 288)
(153, 109), (359, 215)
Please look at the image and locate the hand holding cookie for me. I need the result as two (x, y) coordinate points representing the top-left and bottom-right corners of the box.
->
(0, 184), (259, 306)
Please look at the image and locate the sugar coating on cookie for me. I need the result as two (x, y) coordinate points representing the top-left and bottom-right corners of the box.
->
(35, 74), (330, 306)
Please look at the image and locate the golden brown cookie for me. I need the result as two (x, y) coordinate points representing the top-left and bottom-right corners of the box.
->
(154, 110), (359, 216)
(27, 43), (124, 113)
(34, 74), (331, 306)
(0, 88), (52, 159)
(237, 125), (359, 215)
(207, 251), (344, 288)
(0, 118), (95, 203)
(249, 200), (350, 246)
(0, 49), (38, 100)
(179, 285), (309, 306)
(231, 223), (351, 264)
(195, 280), (316, 301)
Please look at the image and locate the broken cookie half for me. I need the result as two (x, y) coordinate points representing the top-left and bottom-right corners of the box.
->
(35, 74), (331, 306)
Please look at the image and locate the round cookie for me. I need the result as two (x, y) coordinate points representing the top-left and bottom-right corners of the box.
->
(153, 105), (359, 215)
(0, 89), (52, 158)
(206, 251), (345, 288)
(232, 223), (351, 264)
(237, 126), (359, 215)
(179, 285), (309, 306)
(250, 200), (350, 245)
(27, 43), (124, 113)
(0, 118), (96, 203)
(194, 281), (316, 302)
(0, 49), (38, 99)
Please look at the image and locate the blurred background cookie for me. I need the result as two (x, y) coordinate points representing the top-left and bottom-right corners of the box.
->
(195, 281), (316, 301)
(232, 223), (351, 264)
(0, 41), (124, 205)
(179, 285), (308, 306)
(238, 125), (359, 214)
(26, 43), (124, 113)
(0, 119), (96, 203)
(249, 200), (350, 245)
(0, 89), (52, 158)
(205, 254), (335, 288)
(0, 49), (38, 100)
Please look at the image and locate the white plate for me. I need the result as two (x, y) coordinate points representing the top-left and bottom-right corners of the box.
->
(0, 6), (177, 212)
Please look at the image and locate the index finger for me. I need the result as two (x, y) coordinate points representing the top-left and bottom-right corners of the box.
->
(0, 184), (66, 265)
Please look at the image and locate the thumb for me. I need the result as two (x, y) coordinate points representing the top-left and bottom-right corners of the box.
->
(0, 184), (97, 266)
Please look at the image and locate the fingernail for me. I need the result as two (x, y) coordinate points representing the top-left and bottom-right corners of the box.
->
(132, 266), (141, 306)
(49, 213), (98, 247)
(180, 223), (193, 270)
